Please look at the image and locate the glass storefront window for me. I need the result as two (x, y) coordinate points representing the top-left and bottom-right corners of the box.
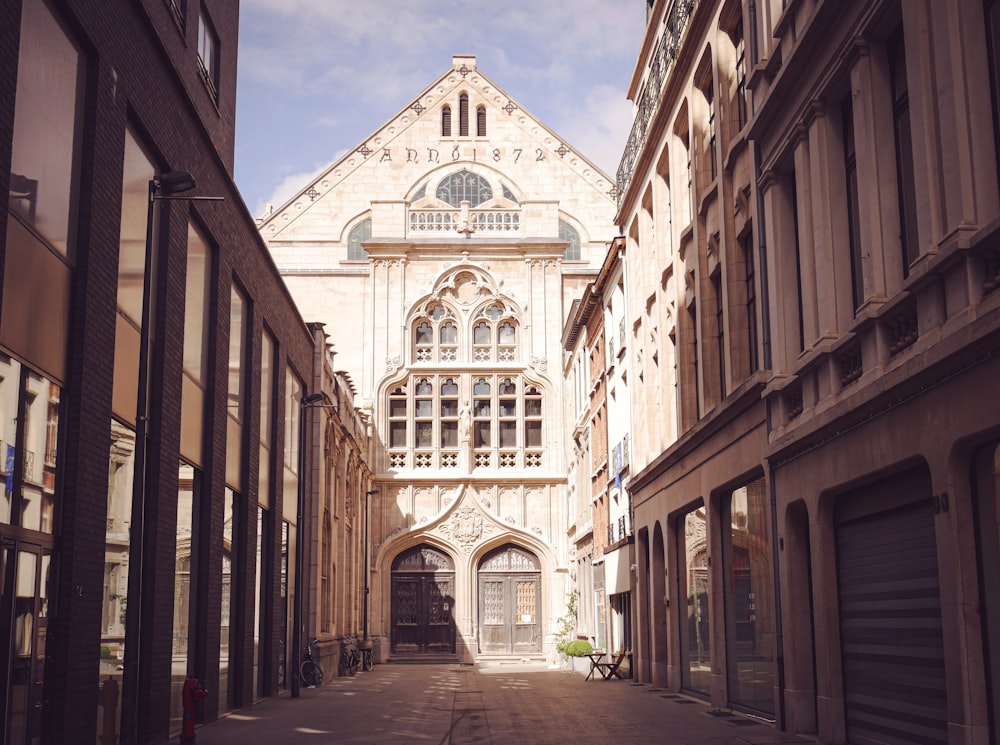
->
(279, 521), (289, 689)
(725, 477), (774, 713)
(0, 357), (61, 533)
(220, 487), (236, 712)
(180, 224), (210, 465)
(0, 355), (22, 525)
(169, 463), (196, 735)
(253, 506), (267, 699)
(8, 0), (83, 259)
(20, 371), (60, 533)
(679, 504), (710, 695)
(226, 288), (246, 491)
(99, 419), (137, 743)
(112, 129), (154, 425)
(259, 331), (274, 510)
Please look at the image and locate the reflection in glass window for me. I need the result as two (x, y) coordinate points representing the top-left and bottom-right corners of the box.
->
(725, 478), (773, 713)
(9, 0), (84, 258)
(116, 131), (156, 331)
(680, 506), (711, 695)
(227, 288), (246, 491)
(258, 330), (274, 510)
(100, 419), (136, 740)
(284, 369), (302, 474)
(0, 358), (60, 533)
(184, 224), (210, 385)
(253, 506), (267, 698)
(0, 355), (21, 525)
(228, 287), (246, 423)
(170, 462), (197, 731)
(219, 487), (236, 713)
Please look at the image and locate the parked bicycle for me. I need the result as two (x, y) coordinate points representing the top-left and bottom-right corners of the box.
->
(359, 638), (374, 672)
(339, 635), (360, 677)
(300, 638), (324, 688)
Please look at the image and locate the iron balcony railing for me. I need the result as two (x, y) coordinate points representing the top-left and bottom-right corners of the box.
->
(616, 0), (697, 209)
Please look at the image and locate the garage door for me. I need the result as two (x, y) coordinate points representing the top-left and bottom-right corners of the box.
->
(836, 499), (946, 745)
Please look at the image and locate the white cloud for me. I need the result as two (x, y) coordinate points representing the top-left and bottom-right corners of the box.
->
(236, 0), (646, 214)
(255, 160), (330, 218)
(561, 84), (634, 178)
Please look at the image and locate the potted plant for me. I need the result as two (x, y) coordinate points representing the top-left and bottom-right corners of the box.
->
(554, 592), (594, 671)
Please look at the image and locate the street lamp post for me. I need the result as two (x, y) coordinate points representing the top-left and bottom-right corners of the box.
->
(294, 392), (336, 697)
(363, 489), (379, 645)
(293, 392), (324, 697)
(121, 172), (221, 745)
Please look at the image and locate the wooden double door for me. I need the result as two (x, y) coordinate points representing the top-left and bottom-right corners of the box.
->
(390, 546), (457, 655)
(478, 545), (541, 655)
(391, 573), (456, 654)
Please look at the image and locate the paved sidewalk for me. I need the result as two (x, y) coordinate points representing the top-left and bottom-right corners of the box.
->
(195, 662), (810, 745)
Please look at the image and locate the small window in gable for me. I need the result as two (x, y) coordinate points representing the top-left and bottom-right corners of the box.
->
(348, 218), (371, 260)
(559, 219), (581, 260)
(477, 106), (486, 137)
(442, 105), (452, 137)
(459, 94), (469, 136)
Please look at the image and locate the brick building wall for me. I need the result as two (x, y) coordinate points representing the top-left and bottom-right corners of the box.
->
(1, 1), (317, 743)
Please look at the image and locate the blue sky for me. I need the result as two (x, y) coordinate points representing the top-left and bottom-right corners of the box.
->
(233, 0), (647, 218)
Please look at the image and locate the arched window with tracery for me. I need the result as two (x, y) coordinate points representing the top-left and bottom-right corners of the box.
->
(412, 303), (457, 362)
(437, 170), (493, 207)
(471, 303), (518, 362)
(385, 372), (545, 471)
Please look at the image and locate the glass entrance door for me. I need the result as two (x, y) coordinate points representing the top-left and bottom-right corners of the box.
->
(0, 539), (52, 745)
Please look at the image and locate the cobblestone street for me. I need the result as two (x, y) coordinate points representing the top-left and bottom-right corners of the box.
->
(196, 663), (809, 745)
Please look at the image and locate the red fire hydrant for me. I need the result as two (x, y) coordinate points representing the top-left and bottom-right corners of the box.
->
(180, 678), (208, 744)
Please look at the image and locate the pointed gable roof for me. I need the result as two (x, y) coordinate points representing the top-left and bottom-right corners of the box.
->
(258, 54), (617, 240)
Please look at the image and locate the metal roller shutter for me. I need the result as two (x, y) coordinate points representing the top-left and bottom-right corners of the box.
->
(836, 499), (947, 745)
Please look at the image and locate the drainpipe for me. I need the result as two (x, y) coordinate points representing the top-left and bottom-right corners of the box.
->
(748, 0), (784, 728)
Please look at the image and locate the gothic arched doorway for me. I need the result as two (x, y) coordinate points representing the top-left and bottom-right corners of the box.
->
(477, 544), (541, 655)
(390, 545), (456, 655)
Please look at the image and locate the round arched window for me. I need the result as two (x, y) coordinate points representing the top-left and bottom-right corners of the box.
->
(436, 170), (493, 207)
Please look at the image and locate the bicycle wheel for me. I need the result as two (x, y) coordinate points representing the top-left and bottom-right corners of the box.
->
(348, 652), (358, 676)
(300, 659), (318, 687)
(362, 649), (373, 671)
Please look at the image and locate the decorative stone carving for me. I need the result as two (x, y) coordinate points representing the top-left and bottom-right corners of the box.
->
(530, 355), (548, 373)
(385, 355), (401, 374)
(439, 506), (495, 554)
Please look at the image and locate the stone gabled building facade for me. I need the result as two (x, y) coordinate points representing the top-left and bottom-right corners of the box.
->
(260, 54), (617, 661)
